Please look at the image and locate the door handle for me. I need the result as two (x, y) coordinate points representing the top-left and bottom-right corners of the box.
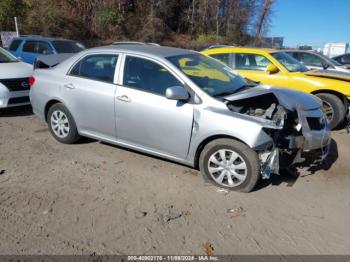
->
(117, 95), (131, 102)
(64, 83), (75, 90)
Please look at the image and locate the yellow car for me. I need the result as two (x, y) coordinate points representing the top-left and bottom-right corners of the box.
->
(202, 46), (350, 129)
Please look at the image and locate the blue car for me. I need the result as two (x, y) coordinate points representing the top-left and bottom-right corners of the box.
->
(8, 36), (85, 64)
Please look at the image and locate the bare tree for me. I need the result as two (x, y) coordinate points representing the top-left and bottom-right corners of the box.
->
(254, 0), (274, 44)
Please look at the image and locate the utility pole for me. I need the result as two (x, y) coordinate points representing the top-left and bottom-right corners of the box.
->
(14, 17), (19, 37)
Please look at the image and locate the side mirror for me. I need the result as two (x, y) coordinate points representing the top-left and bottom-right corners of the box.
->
(165, 86), (189, 101)
(266, 64), (279, 74)
(322, 63), (330, 70)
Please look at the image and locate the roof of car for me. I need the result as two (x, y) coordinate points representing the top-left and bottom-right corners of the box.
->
(201, 46), (278, 55)
(89, 44), (197, 58)
(283, 49), (318, 53)
(13, 36), (76, 42)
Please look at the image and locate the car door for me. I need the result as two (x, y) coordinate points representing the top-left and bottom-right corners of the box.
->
(233, 53), (287, 86)
(21, 40), (38, 64)
(61, 53), (119, 140)
(37, 41), (54, 55)
(115, 55), (194, 159)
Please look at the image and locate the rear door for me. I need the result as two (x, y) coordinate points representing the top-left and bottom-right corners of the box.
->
(8, 39), (23, 57)
(62, 53), (120, 140)
(114, 55), (194, 159)
(21, 40), (38, 64)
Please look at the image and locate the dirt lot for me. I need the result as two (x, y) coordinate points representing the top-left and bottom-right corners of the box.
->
(0, 106), (350, 255)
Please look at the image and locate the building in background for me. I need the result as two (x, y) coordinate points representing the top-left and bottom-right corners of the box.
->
(323, 42), (349, 57)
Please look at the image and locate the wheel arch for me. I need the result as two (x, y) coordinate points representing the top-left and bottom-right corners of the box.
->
(44, 99), (64, 122)
(311, 89), (348, 106)
(194, 134), (248, 169)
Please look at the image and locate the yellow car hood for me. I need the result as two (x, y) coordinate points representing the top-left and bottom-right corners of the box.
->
(304, 70), (350, 82)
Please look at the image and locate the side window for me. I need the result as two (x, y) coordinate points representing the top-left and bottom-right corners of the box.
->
(37, 42), (53, 54)
(9, 40), (22, 51)
(123, 56), (182, 96)
(299, 53), (324, 67)
(209, 53), (231, 66)
(69, 54), (118, 83)
(22, 41), (37, 53)
(234, 54), (272, 71)
(289, 52), (299, 60)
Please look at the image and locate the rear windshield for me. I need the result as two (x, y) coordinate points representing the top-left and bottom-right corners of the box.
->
(0, 48), (18, 63)
(51, 40), (85, 53)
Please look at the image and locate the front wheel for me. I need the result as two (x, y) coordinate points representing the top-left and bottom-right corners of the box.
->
(199, 139), (260, 192)
(316, 93), (346, 130)
(47, 103), (81, 144)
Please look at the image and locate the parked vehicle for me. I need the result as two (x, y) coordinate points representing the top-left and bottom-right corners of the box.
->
(284, 50), (350, 73)
(0, 47), (33, 109)
(202, 47), (350, 129)
(30, 44), (330, 192)
(8, 36), (85, 64)
(333, 53), (350, 68)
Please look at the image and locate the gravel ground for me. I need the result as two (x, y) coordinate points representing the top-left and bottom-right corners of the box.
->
(0, 106), (350, 255)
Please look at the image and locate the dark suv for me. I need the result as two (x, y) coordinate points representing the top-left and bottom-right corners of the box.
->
(8, 36), (85, 64)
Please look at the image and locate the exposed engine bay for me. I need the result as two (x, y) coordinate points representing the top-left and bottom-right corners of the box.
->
(223, 86), (331, 179)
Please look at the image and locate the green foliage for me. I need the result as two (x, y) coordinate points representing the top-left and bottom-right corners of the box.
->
(97, 9), (123, 24)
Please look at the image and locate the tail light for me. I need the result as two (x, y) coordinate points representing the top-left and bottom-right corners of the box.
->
(28, 76), (35, 87)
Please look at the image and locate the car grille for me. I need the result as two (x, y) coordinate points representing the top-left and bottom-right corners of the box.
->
(8, 96), (30, 105)
(0, 78), (30, 91)
(307, 117), (325, 131)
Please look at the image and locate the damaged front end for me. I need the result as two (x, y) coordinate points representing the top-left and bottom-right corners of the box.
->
(224, 86), (331, 179)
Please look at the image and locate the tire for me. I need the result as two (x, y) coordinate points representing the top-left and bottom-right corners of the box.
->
(316, 93), (346, 130)
(199, 138), (260, 193)
(47, 103), (80, 144)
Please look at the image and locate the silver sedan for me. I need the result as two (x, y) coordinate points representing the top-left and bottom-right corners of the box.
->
(29, 44), (331, 192)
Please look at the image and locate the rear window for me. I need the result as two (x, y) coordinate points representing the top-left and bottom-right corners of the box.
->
(9, 39), (22, 51)
(51, 40), (85, 53)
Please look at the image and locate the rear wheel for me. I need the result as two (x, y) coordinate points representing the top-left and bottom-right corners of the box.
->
(316, 93), (346, 129)
(47, 103), (80, 144)
(199, 139), (260, 192)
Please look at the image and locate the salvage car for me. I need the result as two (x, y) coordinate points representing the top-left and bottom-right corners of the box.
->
(29, 44), (330, 192)
(284, 50), (350, 73)
(0, 47), (33, 109)
(202, 47), (350, 129)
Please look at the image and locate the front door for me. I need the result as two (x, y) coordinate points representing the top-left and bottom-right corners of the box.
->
(115, 55), (194, 159)
(234, 53), (288, 87)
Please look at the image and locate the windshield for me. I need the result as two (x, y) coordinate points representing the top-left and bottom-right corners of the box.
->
(272, 52), (309, 72)
(0, 48), (18, 63)
(51, 40), (85, 53)
(317, 53), (342, 66)
(167, 53), (249, 97)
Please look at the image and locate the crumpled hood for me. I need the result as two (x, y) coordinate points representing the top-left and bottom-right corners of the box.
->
(304, 69), (350, 82)
(0, 62), (32, 79)
(224, 85), (321, 111)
